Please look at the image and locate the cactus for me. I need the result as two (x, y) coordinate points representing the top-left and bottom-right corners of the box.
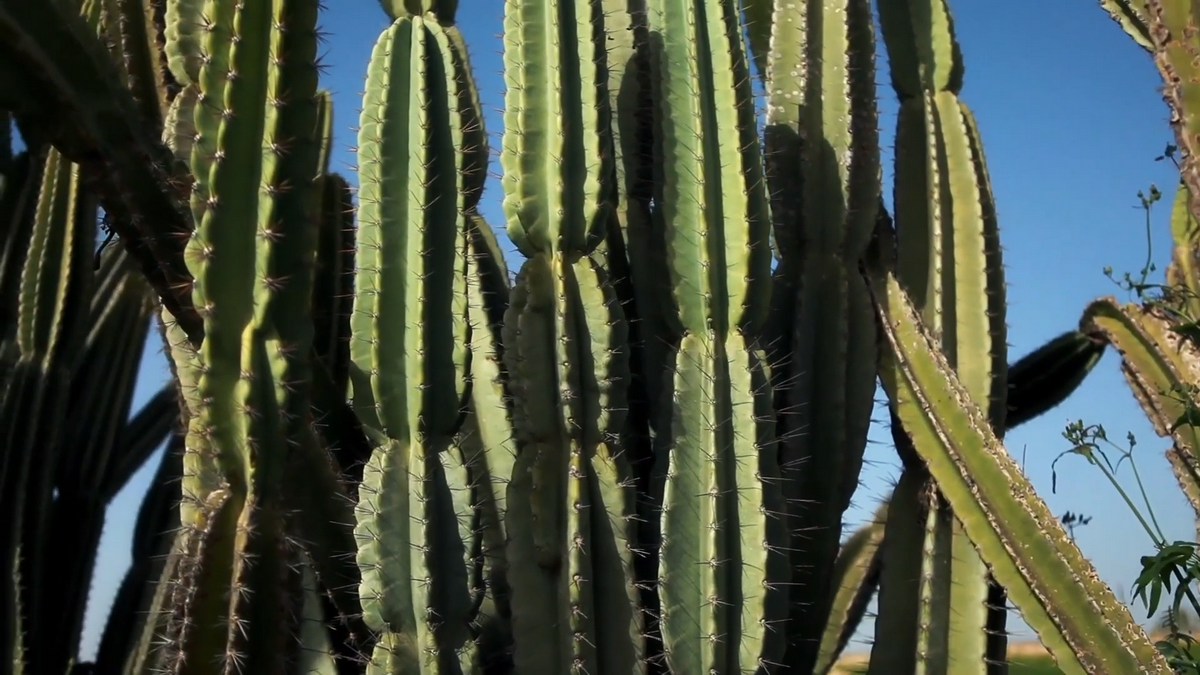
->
(0, 0), (1192, 673)
(0, 139), (177, 674)
(760, 1), (881, 669)
(868, 1), (1013, 670)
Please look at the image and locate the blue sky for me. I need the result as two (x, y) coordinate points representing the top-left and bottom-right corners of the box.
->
(81, 0), (1197, 659)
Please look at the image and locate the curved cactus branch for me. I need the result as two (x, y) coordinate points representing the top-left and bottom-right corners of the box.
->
(1082, 297), (1200, 539)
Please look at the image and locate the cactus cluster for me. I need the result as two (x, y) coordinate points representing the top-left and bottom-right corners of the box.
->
(0, 0), (1197, 674)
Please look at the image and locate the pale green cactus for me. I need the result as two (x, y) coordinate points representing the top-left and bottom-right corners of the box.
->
(869, 1), (1011, 670)
(0, 0), (1191, 673)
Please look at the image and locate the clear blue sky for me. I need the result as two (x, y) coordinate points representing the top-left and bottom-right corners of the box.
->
(81, 0), (1197, 658)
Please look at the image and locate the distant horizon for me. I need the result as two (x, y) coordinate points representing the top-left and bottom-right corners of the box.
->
(78, 0), (1200, 661)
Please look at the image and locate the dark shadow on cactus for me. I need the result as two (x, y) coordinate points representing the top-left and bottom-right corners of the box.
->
(606, 3), (666, 670)
(765, 106), (882, 675)
(310, 352), (372, 486)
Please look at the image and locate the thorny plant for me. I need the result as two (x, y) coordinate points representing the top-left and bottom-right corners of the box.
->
(1053, 160), (1200, 671)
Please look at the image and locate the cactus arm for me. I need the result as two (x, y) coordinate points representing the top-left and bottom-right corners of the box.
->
(183, 0), (268, 504)
(101, 385), (177, 500)
(92, 435), (184, 675)
(163, 488), (242, 675)
(103, 0), (169, 131)
(443, 28), (488, 214)
(817, 327), (1102, 674)
(349, 15), (468, 443)
(1149, 1), (1200, 230)
(1099, 0), (1154, 52)
(1005, 330), (1108, 430)
(1082, 298), (1200, 539)
(500, 0), (609, 259)
(598, 0), (667, 535)
(164, 0), (205, 84)
(1167, 179), (1200, 320)
(872, 269), (1172, 674)
(0, 143), (96, 675)
(869, 460), (952, 673)
(9, 149), (97, 675)
(37, 282), (158, 668)
(813, 504), (887, 675)
(460, 216), (515, 618)
(354, 437), (425, 673)
(875, 0), (962, 99)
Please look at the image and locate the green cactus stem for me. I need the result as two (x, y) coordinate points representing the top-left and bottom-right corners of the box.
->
(813, 503), (888, 675)
(1100, 0), (1154, 51)
(875, 0), (1010, 668)
(760, 0), (882, 668)
(872, 267), (1172, 674)
(634, 0), (788, 672)
(1005, 330), (1108, 429)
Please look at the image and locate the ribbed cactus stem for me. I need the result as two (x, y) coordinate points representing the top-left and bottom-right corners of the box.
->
(873, 0), (1009, 669)
(761, 0), (881, 668)
(637, 0), (787, 671)
(1100, 0), (1153, 51)
(1167, 179), (1200, 320)
(871, 268), (1172, 673)
(349, 14), (485, 671)
(162, 0), (324, 670)
(1, 145), (94, 675)
(499, 0), (643, 672)
(164, 0), (205, 84)
(1148, 0), (1200, 224)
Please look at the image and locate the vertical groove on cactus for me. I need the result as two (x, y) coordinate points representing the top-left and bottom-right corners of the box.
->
(639, 0), (786, 672)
